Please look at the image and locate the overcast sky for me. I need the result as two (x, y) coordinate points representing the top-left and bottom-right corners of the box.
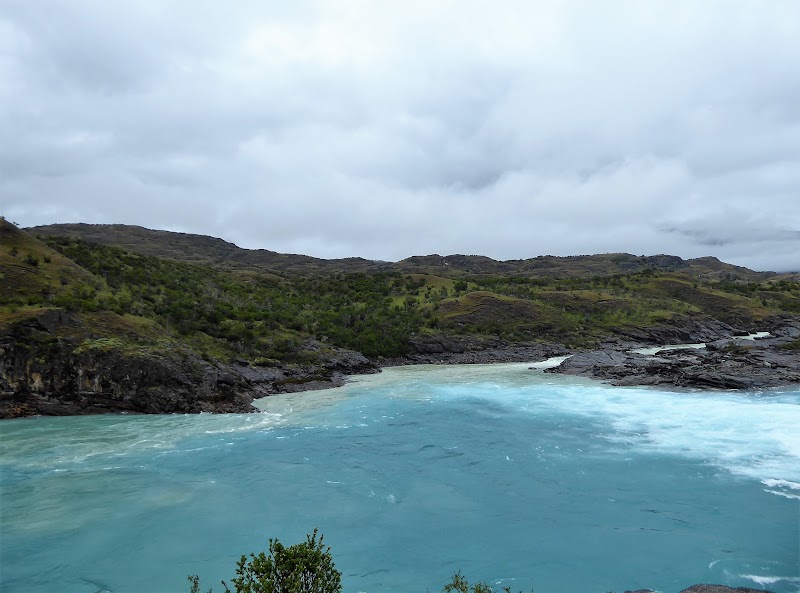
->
(1, 1), (799, 271)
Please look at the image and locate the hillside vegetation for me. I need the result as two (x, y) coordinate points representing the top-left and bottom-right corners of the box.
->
(5, 220), (800, 357)
(2, 218), (800, 416)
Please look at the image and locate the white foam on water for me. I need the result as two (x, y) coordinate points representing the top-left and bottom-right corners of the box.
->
(203, 412), (283, 433)
(350, 364), (800, 488)
(256, 362), (800, 492)
(761, 478), (800, 499)
(763, 489), (800, 500)
(528, 355), (573, 369)
(541, 385), (800, 483)
(630, 343), (706, 355)
(741, 331), (772, 340)
(741, 574), (800, 587)
(418, 369), (800, 487)
(0, 411), (285, 471)
(762, 479), (800, 490)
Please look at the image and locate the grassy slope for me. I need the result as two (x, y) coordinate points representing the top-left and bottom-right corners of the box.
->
(0, 218), (189, 362)
(0, 218), (96, 305)
(5, 230), (427, 360)
(429, 271), (788, 347)
(4, 220), (799, 362)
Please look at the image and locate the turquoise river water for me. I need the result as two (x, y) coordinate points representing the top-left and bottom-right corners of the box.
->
(1, 361), (798, 593)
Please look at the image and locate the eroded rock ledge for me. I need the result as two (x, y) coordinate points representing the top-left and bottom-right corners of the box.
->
(4, 309), (799, 418)
(0, 310), (378, 419)
(546, 319), (800, 390)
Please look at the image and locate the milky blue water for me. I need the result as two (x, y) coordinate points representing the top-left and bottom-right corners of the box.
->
(1, 362), (798, 593)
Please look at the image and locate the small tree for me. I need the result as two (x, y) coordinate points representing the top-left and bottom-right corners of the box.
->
(190, 530), (341, 593)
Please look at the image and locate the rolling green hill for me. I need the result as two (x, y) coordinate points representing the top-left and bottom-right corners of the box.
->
(9, 219), (800, 355)
(3, 218), (800, 416)
(27, 223), (380, 277)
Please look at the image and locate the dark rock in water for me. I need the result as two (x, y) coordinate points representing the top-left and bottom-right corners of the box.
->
(623, 585), (774, 593)
(554, 350), (631, 373)
(321, 347), (376, 375)
(679, 585), (775, 593)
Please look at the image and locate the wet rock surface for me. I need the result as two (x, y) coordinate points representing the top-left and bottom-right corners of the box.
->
(547, 319), (800, 390)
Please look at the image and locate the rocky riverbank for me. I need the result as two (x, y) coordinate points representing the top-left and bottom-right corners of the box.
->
(628, 585), (774, 593)
(389, 315), (800, 392)
(378, 334), (571, 366)
(0, 310), (378, 419)
(546, 318), (800, 389)
(4, 308), (800, 418)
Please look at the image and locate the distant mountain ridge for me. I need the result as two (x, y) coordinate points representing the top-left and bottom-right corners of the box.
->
(28, 223), (379, 276)
(28, 223), (774, 281)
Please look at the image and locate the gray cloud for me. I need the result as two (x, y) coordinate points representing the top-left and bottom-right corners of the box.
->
(659, 206), (800, 251)
(1, 0), (799, 271)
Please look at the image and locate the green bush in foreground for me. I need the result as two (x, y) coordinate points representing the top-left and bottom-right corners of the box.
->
(187, 531), (541, 593)
(189, 530), (341, 593)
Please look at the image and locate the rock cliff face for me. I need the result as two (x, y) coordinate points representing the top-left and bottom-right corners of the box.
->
(401, 315), (757, 367)
(0, 311), (254, 417)
(609, 316), (739, 346)
(400, 334), (569, 365)
(4, 307), (799, 418)
(0, 310), (378, 419)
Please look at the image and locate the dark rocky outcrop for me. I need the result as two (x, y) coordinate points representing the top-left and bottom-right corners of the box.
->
(388, 334), (570, 365)
(0, 310), (251, 418)
(0, 310), (379, 419)
(547, 319), (800, 390)
(625, 587), (774, 593)
(611, 317), (738, 346)
(679, 586), (775, 593)
(5, 307), (799, 418)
